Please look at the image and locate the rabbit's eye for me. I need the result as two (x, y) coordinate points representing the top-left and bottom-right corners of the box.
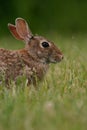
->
(42, 42), (49, 48)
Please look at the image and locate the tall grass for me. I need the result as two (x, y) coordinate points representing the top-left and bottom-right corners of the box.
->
(0, 35), (87, 130)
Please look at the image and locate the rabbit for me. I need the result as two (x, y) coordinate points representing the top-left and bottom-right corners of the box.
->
(0, 18), (63, 86)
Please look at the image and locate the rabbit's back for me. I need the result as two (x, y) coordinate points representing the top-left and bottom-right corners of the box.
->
(0, 48), (18, 63)
(0, 48), (24, 82)
(0, 48), (22, 68)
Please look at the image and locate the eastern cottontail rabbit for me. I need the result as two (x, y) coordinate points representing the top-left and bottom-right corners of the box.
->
(0, 18), (63, 86)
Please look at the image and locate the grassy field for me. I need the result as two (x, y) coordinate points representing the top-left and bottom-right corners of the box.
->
(0, 34), (87, 130)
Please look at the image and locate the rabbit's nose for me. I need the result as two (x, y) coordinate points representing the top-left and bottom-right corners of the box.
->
(61, 55), (64, 60)
(59, 54), (64, 60)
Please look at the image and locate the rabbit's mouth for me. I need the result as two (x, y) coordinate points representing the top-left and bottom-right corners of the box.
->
(50, 59), (62, 63)
(48, 55), (63, 63)
(46, 58), (62, 64)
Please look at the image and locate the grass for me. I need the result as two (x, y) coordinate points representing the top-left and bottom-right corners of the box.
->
(0, 34), (87, 130)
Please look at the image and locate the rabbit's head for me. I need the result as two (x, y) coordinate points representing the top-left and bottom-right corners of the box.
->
(8, 18), (63, 64)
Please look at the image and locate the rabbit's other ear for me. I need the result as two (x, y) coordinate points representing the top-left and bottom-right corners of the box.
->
(15, 18), (33, 43)
(8, 23), (24, 40)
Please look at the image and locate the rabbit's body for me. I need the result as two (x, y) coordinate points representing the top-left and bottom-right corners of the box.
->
(0, 18), (63, 86)
(0, 47), (48, 85)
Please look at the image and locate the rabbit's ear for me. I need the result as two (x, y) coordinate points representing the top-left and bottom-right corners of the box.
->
(8, 23), (24, 40)
(15, 18), (33, 43)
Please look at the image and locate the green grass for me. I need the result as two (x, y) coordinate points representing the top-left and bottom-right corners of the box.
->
(0, 34), (87, 130)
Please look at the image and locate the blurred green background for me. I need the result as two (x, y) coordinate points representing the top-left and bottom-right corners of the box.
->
(0, 0), (87, 36)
